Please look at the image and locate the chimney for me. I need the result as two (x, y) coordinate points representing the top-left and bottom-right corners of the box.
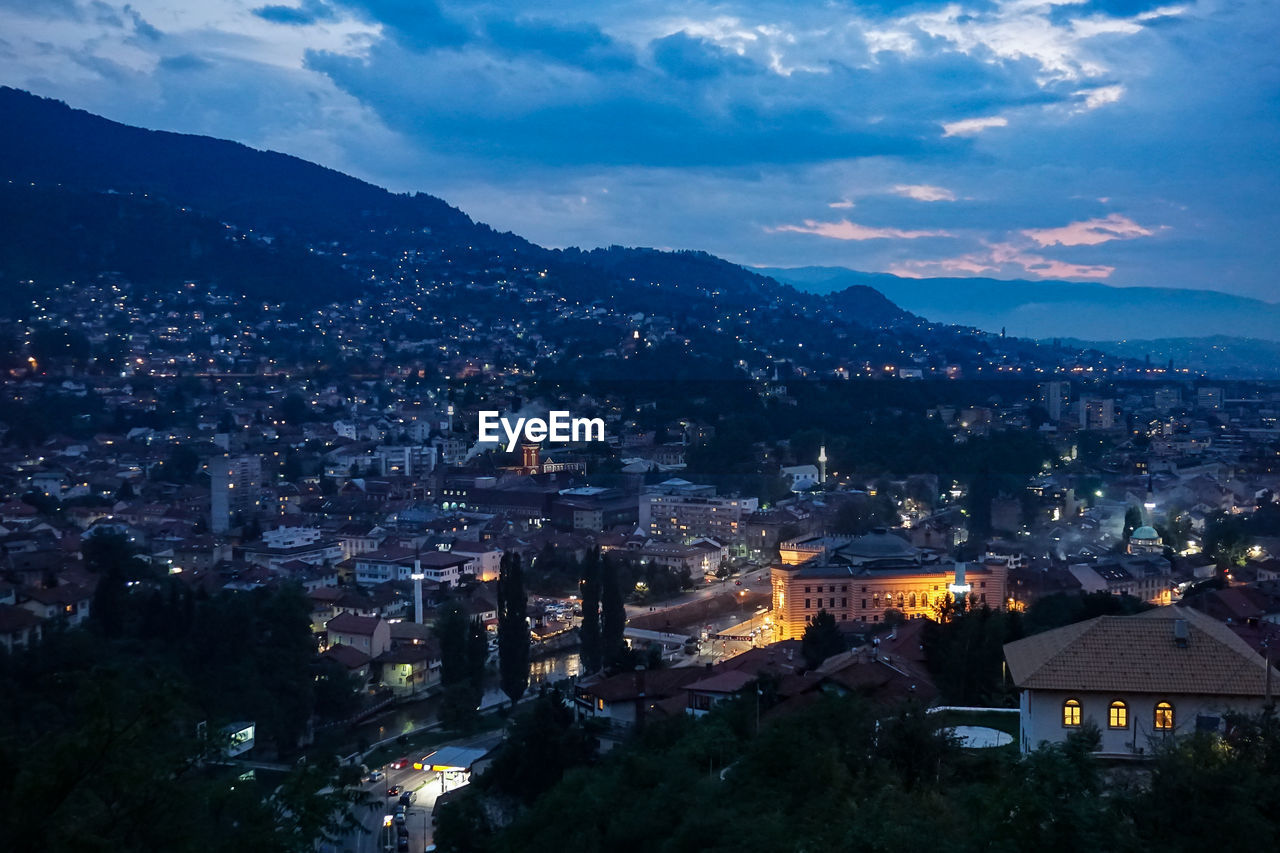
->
(1174, 619), (1189, 648)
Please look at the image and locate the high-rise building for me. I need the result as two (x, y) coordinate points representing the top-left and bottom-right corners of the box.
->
(1197, 386), (1223, 410)
(1153, 386), (1181, 413)
(1039, 381), (1071, 422)
(1078, 397), (1116, 430)
(211, 453), (262, 534)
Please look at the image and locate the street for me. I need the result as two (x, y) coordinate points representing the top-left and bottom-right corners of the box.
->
(327, 731), (504, 853)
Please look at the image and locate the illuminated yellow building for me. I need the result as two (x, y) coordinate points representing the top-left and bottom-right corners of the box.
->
(770, 530), (1009, 640)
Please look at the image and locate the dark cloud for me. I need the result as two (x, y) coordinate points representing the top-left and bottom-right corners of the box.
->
(0, 0), (80, 19)
(485, 18), (635, 71)
(336, 0), (470, 50)
(123, 4), (161, 40)
(253, 1), (336, 26)
(158, 53), (212, 72)
(651, 32), (759, 79)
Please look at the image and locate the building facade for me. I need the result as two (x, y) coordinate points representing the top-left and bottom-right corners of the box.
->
(1005, 607), (1276, 756)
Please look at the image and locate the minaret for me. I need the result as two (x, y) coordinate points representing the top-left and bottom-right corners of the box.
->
(948, 562), (972, 609)
(818, 445), (828, 485)
(411, 559), (425, 624)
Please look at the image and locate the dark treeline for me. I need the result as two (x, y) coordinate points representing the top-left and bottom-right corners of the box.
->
(435, 686), (1280, 853)
(0, 533), (367, 852)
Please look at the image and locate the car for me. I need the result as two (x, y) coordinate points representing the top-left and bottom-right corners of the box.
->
(394, 810), (406, 826)
(399, 791), (416, 807)
(387, 784), (403, 798)
(396, 836), (410, 852)
(734, 579), (742, 585)
(364, 769), (385, 784)
(396, 823), (409, 838)
(389, 756), (410, 770)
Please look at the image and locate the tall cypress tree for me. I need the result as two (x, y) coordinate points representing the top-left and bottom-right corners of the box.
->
(601, 554), (627, 670)
(435, 599), (471, 686)
(497, 552), (530, 705)
(579, 548), (602, 674)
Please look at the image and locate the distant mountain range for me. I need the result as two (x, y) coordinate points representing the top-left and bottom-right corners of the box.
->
(762, 266), (1280, 343)
(0, 87), (1138, 378)
(1054, 337), (1280, 380)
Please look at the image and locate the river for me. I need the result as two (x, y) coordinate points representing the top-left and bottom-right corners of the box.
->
(343, 646), (584, 750)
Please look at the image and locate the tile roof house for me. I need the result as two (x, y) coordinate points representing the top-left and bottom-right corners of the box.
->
(0, 603), (41, 653)
(20, 583), (93, 628)
(1004, 606), (1279, 756)
(325, 612), (391, 658)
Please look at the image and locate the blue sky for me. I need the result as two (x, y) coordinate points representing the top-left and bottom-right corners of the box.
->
(1, 0), (1277, 298)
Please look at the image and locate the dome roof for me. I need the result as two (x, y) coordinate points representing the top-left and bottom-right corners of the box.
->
(1131, 525), (1160, 541)
(840, 530), (917, 558)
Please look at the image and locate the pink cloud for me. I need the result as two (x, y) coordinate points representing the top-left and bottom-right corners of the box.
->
(888, 243), (1114, 280)
(989, 242), (1114, 278)
(770, 218), (952, 241)
(888, 256), (999, 278)
(1022, 213), (1158, 247)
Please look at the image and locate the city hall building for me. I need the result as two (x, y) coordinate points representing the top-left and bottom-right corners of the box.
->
(770, 530), (1009, 640)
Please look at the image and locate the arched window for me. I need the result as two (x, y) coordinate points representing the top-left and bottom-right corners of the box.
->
(1109, 700), (1128, 729)
(921, 593), (928, 607)
(909, 592), (917, 608)
(1063, 698), (1082, 727)
(1154, 702), (1174, 730)
(873, 593), (880, 607)
(897, 593), (905, 608)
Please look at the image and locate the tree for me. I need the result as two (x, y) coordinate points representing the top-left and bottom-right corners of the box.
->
(600, 555), (627, 670)
(497, 553), (530, 706)
(1122, 505), (1144, 542)
(579, 548), (602, 674)
(801, 610), (844, 669)
(436, 600), (472, 686)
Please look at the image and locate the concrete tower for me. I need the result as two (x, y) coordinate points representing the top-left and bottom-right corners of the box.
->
(818, 445), (828, 484)
(411, 559), (425, 624)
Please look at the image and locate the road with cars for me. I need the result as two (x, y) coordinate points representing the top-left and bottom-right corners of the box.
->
(327, 731), (504, 853)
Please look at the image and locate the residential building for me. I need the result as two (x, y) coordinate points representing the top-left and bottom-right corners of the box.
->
(211, 453), (262, 534)
(1004, 607), (1278, 756)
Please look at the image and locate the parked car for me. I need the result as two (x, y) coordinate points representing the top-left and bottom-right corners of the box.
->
(399, 790), (416, 807)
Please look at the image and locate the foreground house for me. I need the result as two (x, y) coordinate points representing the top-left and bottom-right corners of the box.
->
(1005, 607), (1278, 756)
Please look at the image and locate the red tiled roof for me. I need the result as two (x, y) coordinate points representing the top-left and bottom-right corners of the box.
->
(1005, 606), (1278, 696)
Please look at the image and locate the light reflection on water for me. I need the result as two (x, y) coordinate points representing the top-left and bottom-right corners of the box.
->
(347, 647), (583, 749)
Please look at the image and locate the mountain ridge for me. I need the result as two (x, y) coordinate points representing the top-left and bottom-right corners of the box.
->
(761, 265), (1280, 342)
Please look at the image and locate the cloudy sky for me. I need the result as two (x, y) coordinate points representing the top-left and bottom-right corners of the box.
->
(2, 0), (1277, 297)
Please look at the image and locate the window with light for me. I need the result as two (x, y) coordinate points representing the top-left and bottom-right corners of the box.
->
(1063, 698), (1082, 727)
(1154, 701), (1174, 730)
(1109, 700), (1128, 729)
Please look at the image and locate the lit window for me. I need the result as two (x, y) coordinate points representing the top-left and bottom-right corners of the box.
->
(1063, 699), (1081, 727)
(1155, 702), (1174, 730)
(1109, 700), (1128, 729)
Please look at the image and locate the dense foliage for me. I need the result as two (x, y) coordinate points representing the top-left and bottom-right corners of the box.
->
(0, 534), (367, 852)
(435, 685), (1280, 853)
